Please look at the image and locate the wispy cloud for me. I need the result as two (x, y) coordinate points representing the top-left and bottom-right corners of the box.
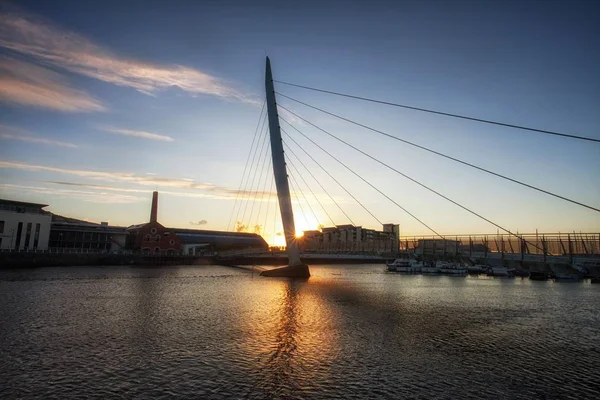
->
(0, 7), (255, 103)
(101, 127), (174, 142)
(0, 57), (106, 112)
(0, 161), (277, 199)
(0, 183), (143, 204)
(190, 220), (208, 226)
(1, 124), (78, 148)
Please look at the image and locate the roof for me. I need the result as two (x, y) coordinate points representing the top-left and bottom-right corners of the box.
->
(51, 221), (129, 235)
(0, 198), (48, 211)
(171, 228), (268, 247)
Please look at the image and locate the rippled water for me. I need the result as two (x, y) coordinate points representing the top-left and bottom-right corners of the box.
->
(1, 265), (599, 399)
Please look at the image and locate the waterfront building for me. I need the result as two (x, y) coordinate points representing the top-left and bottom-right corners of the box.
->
(175, 229), (268, 255)
(49, 217), (128, 253)
(126, 191), (182, 254)
(415, 239), (461, 257)
(0, 199), (52, 251)
(300, 223), (400, 254)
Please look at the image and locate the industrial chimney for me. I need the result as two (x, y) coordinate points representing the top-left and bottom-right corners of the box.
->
(150, 191), (158, 223)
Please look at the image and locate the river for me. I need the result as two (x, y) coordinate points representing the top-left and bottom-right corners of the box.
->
(1, 264), (599, 399)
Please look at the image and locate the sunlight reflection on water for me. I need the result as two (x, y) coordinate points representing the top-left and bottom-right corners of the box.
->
(1, 264), (599, 399)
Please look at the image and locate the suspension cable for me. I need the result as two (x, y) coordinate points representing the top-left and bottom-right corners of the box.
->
(248, 157), (272, 232)
(262, 172), (275, 239)
(274, 81), (600, 143)
(288, 178), (309, 228)
(279, 107), (545, 251)
(227, 100), (265, 230)
(277, 93), (600, 214)
(283, 140), (353, 226)
(239, 122), (269, 226)
(284, 150), (336, 226)
(288, 166), (320, 226)
(233, 111), (268, 231)
(242, 130), (269, 224)
(282, 118), (442, 239)
(282, 128), (379, 226)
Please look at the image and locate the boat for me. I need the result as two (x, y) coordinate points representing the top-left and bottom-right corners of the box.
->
(487, 266), (514, 277)
(438, 262), (467, 276)
(553, 273), (583, 281)
(387, 258), (421, 273)
(467, 264), (486, 274)
(529, 271), (549, 281)
(421, 262), (440, 274)
(513, 269), (530, 277)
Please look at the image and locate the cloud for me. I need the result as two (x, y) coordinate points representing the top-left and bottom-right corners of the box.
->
(190, 220), (208, 226)
(0, 8), (255, 103)
(1, 124), (78, 148)
(0, 183), (143, 204)
(101, 127), (174, 142)
(0, 160), (277, 199)
(0, 57), (106, 112)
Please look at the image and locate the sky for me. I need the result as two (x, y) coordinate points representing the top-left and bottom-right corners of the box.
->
(1, 0), (599, 244)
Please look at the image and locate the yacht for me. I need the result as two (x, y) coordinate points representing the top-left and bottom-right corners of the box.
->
(487, 266), (514, 277)
(438, 262), (467, 276)
(467, 264), (487, 274)
(421, 261), (440, 274)
(387, 258), (421, 273)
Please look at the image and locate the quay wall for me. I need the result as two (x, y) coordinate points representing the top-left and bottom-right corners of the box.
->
(0, 252), (214, 269)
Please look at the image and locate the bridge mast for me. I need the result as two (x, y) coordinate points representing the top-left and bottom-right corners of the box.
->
(260, 57), (310, 278)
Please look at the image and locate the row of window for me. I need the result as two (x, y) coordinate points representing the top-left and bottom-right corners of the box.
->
(10, 222), (41, 250)
(144, 234), (175, 245)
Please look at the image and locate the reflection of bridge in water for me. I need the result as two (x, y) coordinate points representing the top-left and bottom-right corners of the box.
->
(225, 58), (600, 277)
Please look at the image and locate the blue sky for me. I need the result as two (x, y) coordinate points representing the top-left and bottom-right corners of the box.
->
(1, 0), (599, 243)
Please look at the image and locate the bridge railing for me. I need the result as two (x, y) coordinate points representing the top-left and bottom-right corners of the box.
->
(400, 233), (600, 257)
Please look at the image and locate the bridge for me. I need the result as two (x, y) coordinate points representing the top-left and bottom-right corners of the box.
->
(224, 58), (600, 277)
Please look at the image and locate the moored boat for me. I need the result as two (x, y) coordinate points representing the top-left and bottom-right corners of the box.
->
(553, 273), (584, 281)
(387, 258), (421, 273)
(487, 266), (514, 277)
(438, 262), (467, 276)
(529, 271), (549, 281)
(467, 264), (486, 274)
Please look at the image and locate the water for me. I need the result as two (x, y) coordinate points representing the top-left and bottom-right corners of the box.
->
(1, 264), (599, 399)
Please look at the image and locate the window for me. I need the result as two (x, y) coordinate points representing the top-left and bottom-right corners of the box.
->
(14, 222), (23, 250)
(0, 220), (4, 234)
(150, 228), (157, 234)
(145, 234), (151, 241)
(155, 235), (161, 242)
(24, 223), (32, 249)
(169, 239), (175, 245)
(154, 247), (160, 254)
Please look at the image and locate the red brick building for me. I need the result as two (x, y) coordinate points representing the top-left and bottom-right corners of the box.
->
(126, 191), (182, 254)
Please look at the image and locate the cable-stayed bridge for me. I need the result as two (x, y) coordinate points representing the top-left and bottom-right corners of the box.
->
(224, 58), (600, 277)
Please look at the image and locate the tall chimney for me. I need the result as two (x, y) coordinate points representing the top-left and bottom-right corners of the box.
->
(150, 191), (158, 223)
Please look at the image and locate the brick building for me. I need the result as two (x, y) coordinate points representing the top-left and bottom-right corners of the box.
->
(126, 191), (182, 254)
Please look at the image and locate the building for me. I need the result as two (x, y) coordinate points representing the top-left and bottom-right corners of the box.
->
(126, 191), (182, 254)
(49, 217), (128, 253)
(127, 191), (269, 255)
(175, 229), (268, 255)
(414, 239), (461, 257)
(300, 223), (400, 253)
(0, 199), (52, 251)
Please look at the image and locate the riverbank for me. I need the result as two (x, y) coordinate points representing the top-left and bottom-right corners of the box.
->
(0, 252), (214, 268)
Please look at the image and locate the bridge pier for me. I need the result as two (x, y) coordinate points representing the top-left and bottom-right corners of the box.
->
(260, 264), (310, 278)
